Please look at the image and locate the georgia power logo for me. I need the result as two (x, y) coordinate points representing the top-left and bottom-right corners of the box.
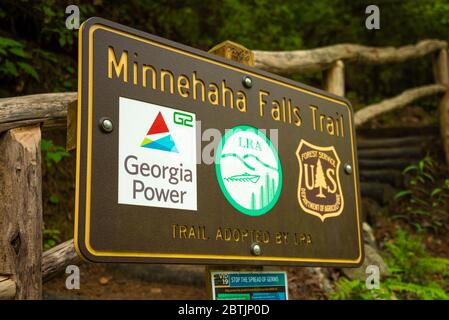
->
(296, 139), (343, 222)
(118, 97), (197, 211)
(215, 125), (282, 216)
(140, 111), (179, 153)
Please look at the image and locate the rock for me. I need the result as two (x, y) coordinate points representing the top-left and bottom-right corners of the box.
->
(363, 222), (377, 249)
(361, 198), (381, 222)
(99, 276), (112, 285)
(341, 244), (389, 281)
(286, 267), (333, 299)
(306, 267), (334, 293)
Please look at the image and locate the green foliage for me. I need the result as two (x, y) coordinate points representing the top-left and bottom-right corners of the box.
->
(331, 230), (449, 300)
(384, 229), (449, 281)
(0, 36), (39, 82)
(49, 194), (60, 204)
(41, 138), (69, 216)
(330, 277), (394, 300)
(332, 277), (449, 300)
(43, 228), (61, 251)
(392, 154), (449, 232)
(41, 138), (70, 167)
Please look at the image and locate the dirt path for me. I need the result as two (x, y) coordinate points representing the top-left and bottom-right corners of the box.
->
(43, 263), (328, 300)
(44, 263), (207, 300)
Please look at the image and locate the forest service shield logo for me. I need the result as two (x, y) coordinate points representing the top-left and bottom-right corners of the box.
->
(296, 139), (344, 222)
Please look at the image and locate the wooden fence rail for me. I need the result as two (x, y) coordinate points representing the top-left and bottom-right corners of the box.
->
(0, 84), (444, 135)
(354, 84), (446, 126)
(0, 39), (448, 299)
(254, 39), (447, 75)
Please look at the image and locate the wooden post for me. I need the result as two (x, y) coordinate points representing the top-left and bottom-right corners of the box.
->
(433, 49), (449, 85)
(0, 125), (43, 299)
(323, 60), (345, 96)
(66, 99), (78, 151)
(433, 49), (449, 166)
(209, 40), (255, 67)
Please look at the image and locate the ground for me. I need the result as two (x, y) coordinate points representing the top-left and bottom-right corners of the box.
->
(44, 263), (206, 300)
(43, 264), (329, 300)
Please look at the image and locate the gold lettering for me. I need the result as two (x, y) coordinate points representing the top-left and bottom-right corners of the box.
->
(179, 225), (187, 239)
(319, 114), (325, 132)
(294, 233), (312, 245)
(221, 80), (234, 109)
(133, 60), (138, 85)
(232, 229), (240, 241)
(201, 226), (208, 240)
(271, 100), (281, 121)
(326, 168), (337, 193)
(177, 74), (190, 98)
(259, 90), (269, 117)
(172, 224), (177, 239)
(304, 164), (316, 190)
(326, 117), (335, 135)
(282, 98), (286, 122)
(287, 99), (292, 123)
(160, 69), (174, 93)
(339, 114), (344, 137)
(192, 71), (205, 102)
(142, 65), (157, 89)
(293, 107), (302, 126)
(107, 50), (322, 130)
(208, 83), (219, 105)
(236, 91), (247, 112)
(310, 105), (318, 131)
(108, 47), (128, 82)
(215, 228), (223, 240)
(188, 226), (196, 239)
(224, 228), (232, 241)
(275, 233), (282, 244)
(241, 230), (248, 242)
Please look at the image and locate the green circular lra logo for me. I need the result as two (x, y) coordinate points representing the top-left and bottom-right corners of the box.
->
(215, 125), (282, 216)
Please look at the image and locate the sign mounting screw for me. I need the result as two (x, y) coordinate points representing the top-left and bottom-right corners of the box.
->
(344, 163), (353, 175)
(242, 76), (253, 88)
(100, 117), (113, 133)
(250, 243), (262, 256)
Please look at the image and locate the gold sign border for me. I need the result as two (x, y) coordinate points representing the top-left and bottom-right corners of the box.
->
(74, 18), (363, 265)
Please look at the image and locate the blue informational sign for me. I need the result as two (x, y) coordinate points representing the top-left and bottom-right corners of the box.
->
(211, 271), (288, 300)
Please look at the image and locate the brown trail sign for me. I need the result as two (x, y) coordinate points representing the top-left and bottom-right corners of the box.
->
(75, 17), (363, 266)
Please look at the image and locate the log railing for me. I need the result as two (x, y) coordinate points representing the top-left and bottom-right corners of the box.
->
(256, 39), (449, 164)
(354, 84), (446, 126)
(0, 39), (448, 299)
(254, 39), (447, 75)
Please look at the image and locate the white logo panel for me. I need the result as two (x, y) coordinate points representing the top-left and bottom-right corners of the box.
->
(118, 97), (197, 211)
